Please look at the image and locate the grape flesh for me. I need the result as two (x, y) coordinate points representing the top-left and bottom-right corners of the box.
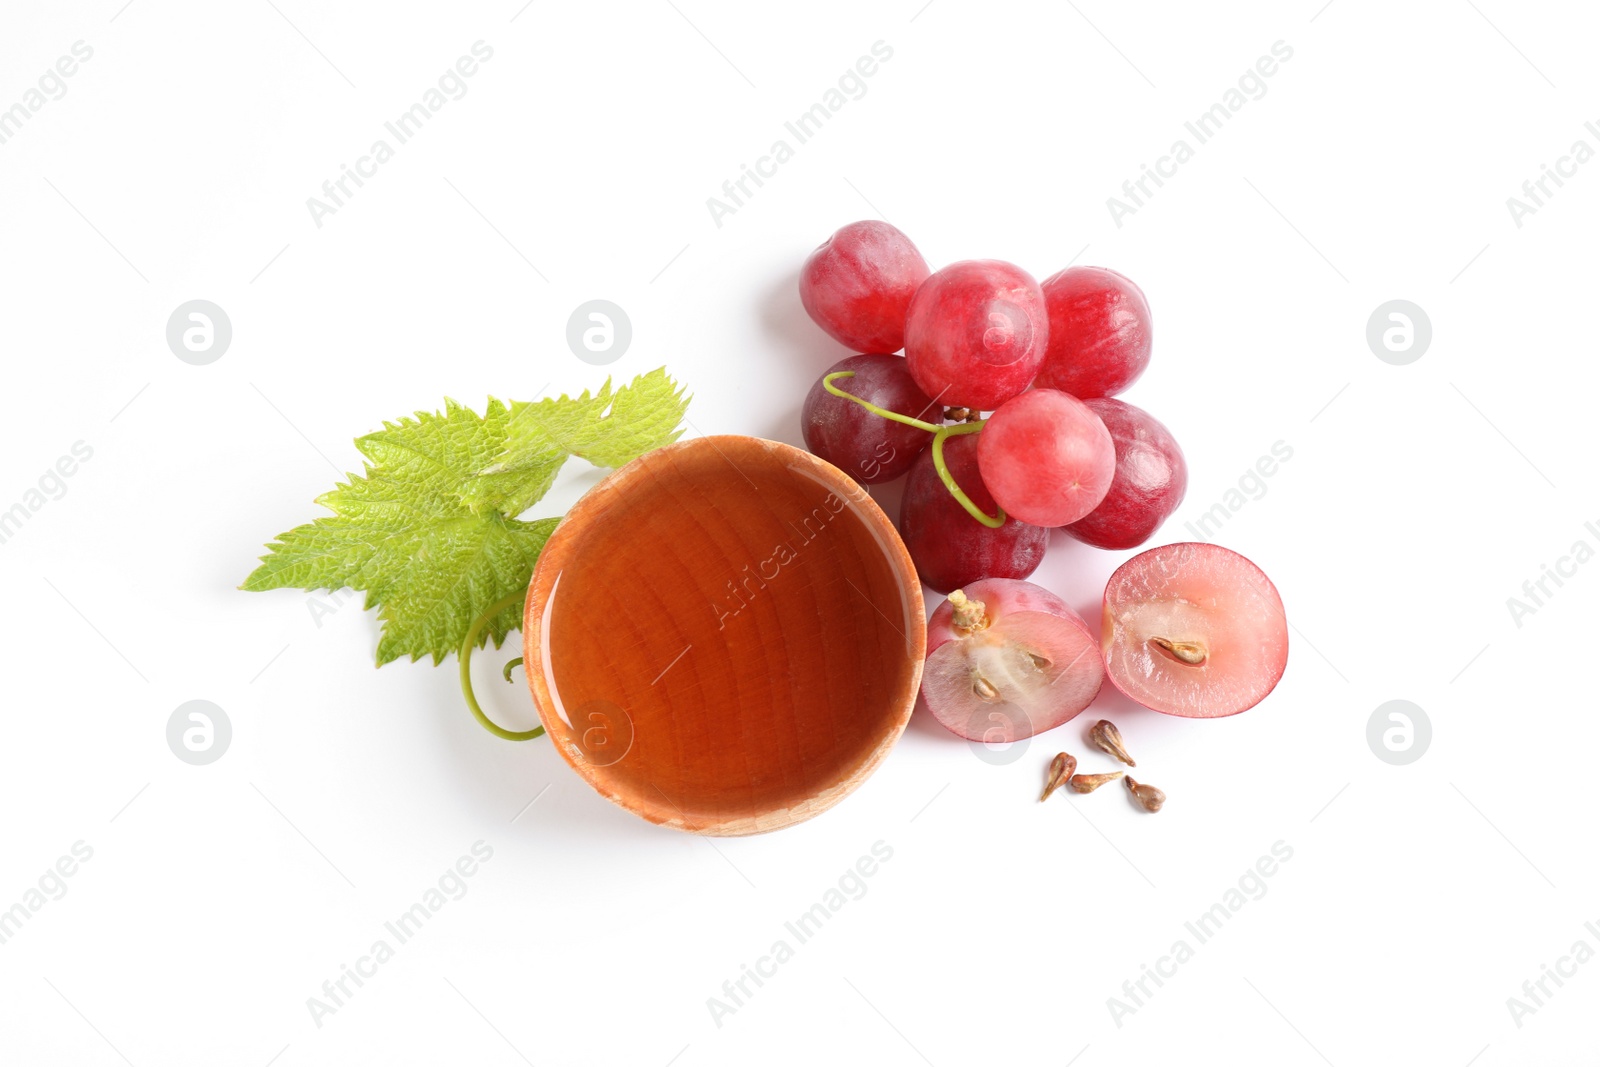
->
(801, 354), (936, 484)
(1101, 543), (1288, 718)
(898, 432), (1048, 593)
(921, 578), (1104, 742)
(904, 260), (1047, 411)
(1063, 398), (1187, 549)
(800, 221), (931, 354)
(1033, 266), (1152, 398)
(976, 389), (1115, 527)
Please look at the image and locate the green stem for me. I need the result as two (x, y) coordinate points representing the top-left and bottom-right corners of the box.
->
(823, 371), (944, 432)
(459, 589), (545, 742)
(933, 423), (1006, 528)
(823, 371), (1005, 529)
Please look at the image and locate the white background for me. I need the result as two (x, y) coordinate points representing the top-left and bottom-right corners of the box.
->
(0, 0), (1595, 1063)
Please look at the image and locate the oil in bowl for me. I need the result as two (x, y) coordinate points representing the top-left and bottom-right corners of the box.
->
(524, 436), (925, 836)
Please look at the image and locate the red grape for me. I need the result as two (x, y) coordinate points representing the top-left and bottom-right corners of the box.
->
(1101, 543), (1288, 718)
(904, 260), (1047, 411)
(977, 389), (1114, 527)
(898, 432), (1048, 592)
(921, 579), (1104, 742)
(801, 354), (935, 483)
(1063, 398), (1187, 549)
(1034, 266), (1152, 398)
(800, 221), (930, 354)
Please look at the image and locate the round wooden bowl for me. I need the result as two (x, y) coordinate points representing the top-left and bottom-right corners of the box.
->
(523, 435), (925, 836)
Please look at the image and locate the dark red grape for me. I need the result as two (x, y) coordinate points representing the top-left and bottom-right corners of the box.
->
(800, 221), (930, 354)
(1063, 398), (1187, 549)
(899, 432), (1048, 593)
(1034, 266), (1152, 398)
(801, 354), (935, 484)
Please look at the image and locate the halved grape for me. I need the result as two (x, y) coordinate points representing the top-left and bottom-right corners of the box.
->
(1101, 543), (1288, 718)
(922, 579), (1104, 742)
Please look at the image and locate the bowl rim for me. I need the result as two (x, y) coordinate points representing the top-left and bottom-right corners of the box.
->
(522, 434), (926, 836)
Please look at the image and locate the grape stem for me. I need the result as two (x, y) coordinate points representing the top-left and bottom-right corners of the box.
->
(822, 371), (1006, 529)
(823, 370), (944, 432)
(459, 589), (545, 742)
(930, 424), (1003, 528)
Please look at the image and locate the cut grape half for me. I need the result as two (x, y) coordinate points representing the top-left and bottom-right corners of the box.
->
(922, 578), (1104, 742)
(1101, 543), (1288, 718)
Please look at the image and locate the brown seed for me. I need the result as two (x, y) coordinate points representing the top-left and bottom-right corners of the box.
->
(1124, 775), (1166, 813)
(1068, 771), (1124, 794)
(1088, 719), (1136, 767)
(1149, 635), (1207, 666)
(1039, 752), (1077, 801)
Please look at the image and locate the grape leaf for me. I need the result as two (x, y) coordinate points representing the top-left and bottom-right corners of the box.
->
(241, 370), (687, 666)
(466, 367), (690, 515)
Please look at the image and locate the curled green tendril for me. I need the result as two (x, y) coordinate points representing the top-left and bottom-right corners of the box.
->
(502, 657), (524, 683)
(459, 590), (545, 742)
(930, 422), (1005, 528)
(822, 371), (1006, 529)
(823, 371), (944, 432)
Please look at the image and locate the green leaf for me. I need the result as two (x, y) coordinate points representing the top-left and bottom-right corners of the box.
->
(573, 367), (692, 468)
(468, 368), (689, 514)
(241, 369), (689, 667)
(241, 395), (556, 665)
(459, 440), (570, 520)
(355, 398), (516, 509)
(367, 512), (557, 665)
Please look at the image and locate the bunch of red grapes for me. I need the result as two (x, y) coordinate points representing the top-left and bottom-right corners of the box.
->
(799, 220), (1183, 592)
(798, 220), (1288, 738)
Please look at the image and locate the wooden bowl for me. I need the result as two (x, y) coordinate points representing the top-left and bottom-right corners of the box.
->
(523, 435), (925, 836)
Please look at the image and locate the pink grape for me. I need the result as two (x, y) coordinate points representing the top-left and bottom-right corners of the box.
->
(801, 354), (935, 484)
(921, 578), (1104, 742)
(898, 432), (1048, 593)
(800, 221), (930, 354)
(1033, 266), (1152, 398)
(1063, 398), (1187, 549)
(1101, 543), (1288, 718)
(977, 388), (1115, 527)
(904, 260), (1048, 411)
